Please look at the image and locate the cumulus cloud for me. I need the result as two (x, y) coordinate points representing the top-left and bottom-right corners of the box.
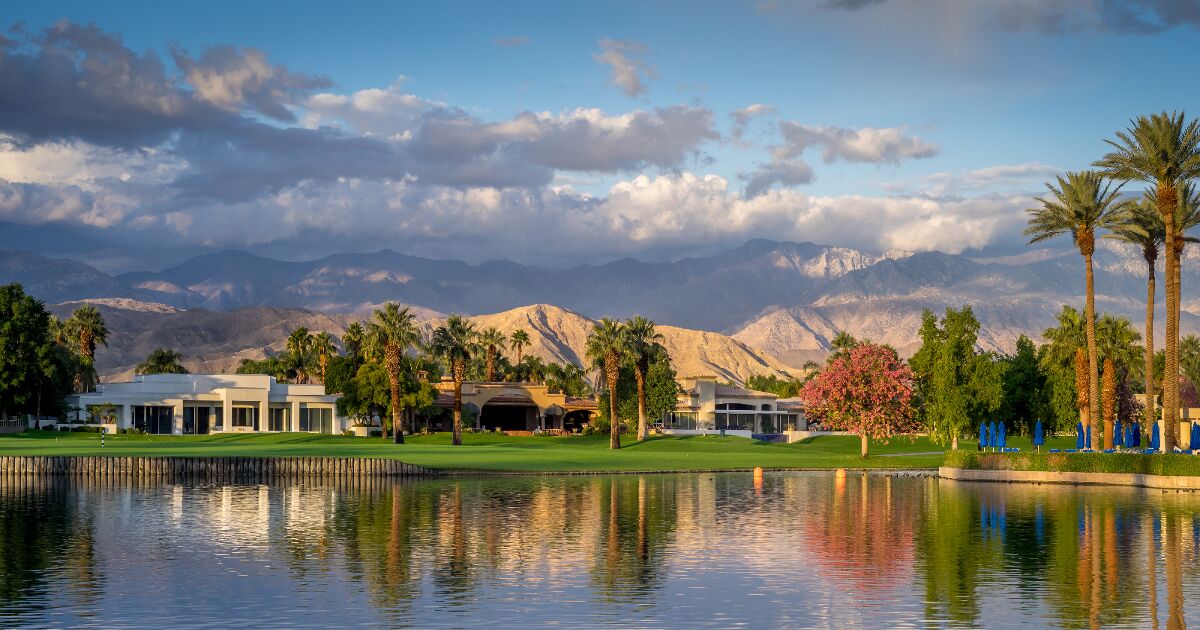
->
(593, 38), (655, 97)
(883, 162), (1059, 197)
(730, 103), (776, 142)
(777, 122), (938, 164)
(171, 45), (331, 121)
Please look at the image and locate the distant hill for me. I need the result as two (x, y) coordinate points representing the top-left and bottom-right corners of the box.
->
(11, 237), (1200, 374)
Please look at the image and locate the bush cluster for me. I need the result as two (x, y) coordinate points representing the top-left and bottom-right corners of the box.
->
(944, 450), (1200, 477)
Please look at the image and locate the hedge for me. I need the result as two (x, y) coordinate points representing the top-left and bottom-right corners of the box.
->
(944, 450), (1200, 477)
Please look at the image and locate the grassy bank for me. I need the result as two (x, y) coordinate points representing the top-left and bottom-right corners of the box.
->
(945, 450), (1200, 477)
(0, 431), (944, 473)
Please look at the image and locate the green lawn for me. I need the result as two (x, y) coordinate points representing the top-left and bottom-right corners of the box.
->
(0, 431), (945, 473)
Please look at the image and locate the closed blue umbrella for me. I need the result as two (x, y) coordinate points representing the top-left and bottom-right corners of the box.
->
(1086, 425), (1093, 450)
(1076, 421), (1085, 449)
(1125, 422), (1135, 447)
(1132, 421), (1141, 447)
(998, 422), (1007, 449)
(1033, 419), (1045, 452)
(990, 421), (999, 450)
(980, 422), (988, 450)
(1192, 423), (1200, 451)
(1151, 422), (1161, 451)
(1113, 418), (1124, 448)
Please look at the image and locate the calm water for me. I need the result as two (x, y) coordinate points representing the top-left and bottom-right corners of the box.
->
(0, 472), (1198, 629)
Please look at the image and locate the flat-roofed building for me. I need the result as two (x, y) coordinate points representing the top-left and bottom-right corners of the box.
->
(662, 375), (804, 436)
(65, 374), (342, 435)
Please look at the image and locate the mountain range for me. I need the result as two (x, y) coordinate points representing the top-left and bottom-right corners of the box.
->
(6, 238), (1200, 383)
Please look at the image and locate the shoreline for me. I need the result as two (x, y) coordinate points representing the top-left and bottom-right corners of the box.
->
(940, 466), (1200, 490)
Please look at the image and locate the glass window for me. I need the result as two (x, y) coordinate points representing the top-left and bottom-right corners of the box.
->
(232, 406), (258, 429)
(300, 407), (333, 433)
(269, 407), (289, 432)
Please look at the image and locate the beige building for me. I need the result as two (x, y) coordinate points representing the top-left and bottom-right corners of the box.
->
(663, 375), (804, 436)
(65, 374), (342, 435)
(433, 380), (598, 433)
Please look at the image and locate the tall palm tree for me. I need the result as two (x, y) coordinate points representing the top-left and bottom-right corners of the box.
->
(342, 322), (366, 360)
(1026, 170), (1130, 448)
(1096, 111), (1200, 451)
(478, 327), (507, 382)
(366, 304), (420, 444)
(68, 305), (107, 393)
(430, 315), (478, 446)
(510, 329), (531, 368)
(136, 348), (188, 375)
(624, 316), (665, 441)
(1168, 184), (1200, 360)
(586, 318), (629, 450)
(311, 332), (337, 384)
(287, 327), (314, 384)
(1108, 200), (1164, 425)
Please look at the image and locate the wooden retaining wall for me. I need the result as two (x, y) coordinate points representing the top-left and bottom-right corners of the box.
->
(0, 456), (434, 481)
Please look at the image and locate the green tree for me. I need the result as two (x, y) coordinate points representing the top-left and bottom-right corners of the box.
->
(366, 304), (420, 444)
(746, 374), (803, 398)
(600, 349), (679, 434)
(544, 362), (592, 397)
(478, 327), (506, 382)
(67, 304), (108, 393)
(1025, 171), (1131, 447)
(509, 329), (531, 367)
(429, 315), (479, 446)
(624, 315), (665, 441)
(342, 322), (366, 360)
(135, 348), (188, 375)
(311, 331), (337, 384)
(999, 335), (1046, 435)
(909, 307), (1003, 448)
(1108, 199), (1164, 424)
(829, 331), (859, 361)
(236, 356), (291, 381)
(0, 284), (60, 421)
(286, 327), (314, 383)
(586, 318), (629, 450)
(1095, 111), (1200, 451)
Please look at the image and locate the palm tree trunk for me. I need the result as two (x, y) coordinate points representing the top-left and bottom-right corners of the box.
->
(860, 432), (869, 458)
(486, 348), (496, 382)
(1084, 253), (1102, 449)
(635, 364), (647, 441)
(452, 381), (463, 446)
(607, 354), (620, 450)
(1145, 258), (1156, 440)
(388, 373), (405, 444)
(1162, 184), (1179, 452)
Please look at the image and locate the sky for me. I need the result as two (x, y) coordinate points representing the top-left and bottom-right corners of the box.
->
(2, 0), (1200, 271)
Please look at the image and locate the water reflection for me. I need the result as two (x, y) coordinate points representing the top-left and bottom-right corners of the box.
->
(1, 473), (1199, 627)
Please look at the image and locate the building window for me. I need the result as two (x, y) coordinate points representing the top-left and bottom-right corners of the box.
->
(299, 407), (333, 433)
(231, 406), (258, 429)
(268, 407), (289, 432)
(183, 407), (213, 435)
(132, 405), (174, 435)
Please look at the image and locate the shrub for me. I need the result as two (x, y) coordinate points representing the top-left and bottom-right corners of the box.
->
(944, 450), (1200, 477)
(71, 425), (102, 433)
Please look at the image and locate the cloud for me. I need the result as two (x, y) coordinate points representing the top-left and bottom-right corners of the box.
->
(990, 0), (1200, 34)
(741, 159), (814, 198)
(730, 103), (776, 142)
(493, 36), (530, 47)
(819, 0), (887, 10)
(883, 162), (1059, 197)
(593, 38), (655, 97)
(777, 122), (938, 164)
(171, 45), (331, 121)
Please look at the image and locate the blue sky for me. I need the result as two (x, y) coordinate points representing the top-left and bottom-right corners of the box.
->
(3, 1), (1200, 270)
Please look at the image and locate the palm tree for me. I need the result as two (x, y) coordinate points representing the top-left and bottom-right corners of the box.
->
(586, 318), (629, 450)
(1096, 111), (1200, 451)
(136, 348), (188, 375)
(510, 329), (531, 368)
(342, 322), (366, 359)
(1109, 199), (1164, 424)
(624, 316), (665, 441)
(430, 315), (478, 446)
(68, 305), (107, 393)
(366, 304), (420, 444)
(1025, 170), (1131, 448)
(311, 332), (337, 384)
(478, 327), (507, 382)
(287, 327), (314, 384)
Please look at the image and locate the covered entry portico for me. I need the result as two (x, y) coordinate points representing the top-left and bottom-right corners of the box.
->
(434, 380), (598, 433)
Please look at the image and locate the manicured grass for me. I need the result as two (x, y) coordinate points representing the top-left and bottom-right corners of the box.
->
(945, 450), (1200, 477)
(0, 431), (944, 472)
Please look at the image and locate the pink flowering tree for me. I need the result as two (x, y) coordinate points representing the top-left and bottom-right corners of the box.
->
(799, 342), (919, 457)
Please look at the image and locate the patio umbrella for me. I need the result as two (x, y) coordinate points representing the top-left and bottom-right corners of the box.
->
(990, 421), (999, 450)
(1131, 421), (1141, 447)
(1192, 423), (1200, 451)
(997, 422), (1006, 449)
(1151, 422), (1161, 451)
(1113, 418), (1123, 448)
(1086, 425), (1093, 450)
(979, 422), (988, 450)
(1076, 421), (1085, 449)
(1033, 419), (1045, 452)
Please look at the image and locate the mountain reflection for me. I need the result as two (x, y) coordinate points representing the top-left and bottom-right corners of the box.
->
(1, 473), (1199, 626)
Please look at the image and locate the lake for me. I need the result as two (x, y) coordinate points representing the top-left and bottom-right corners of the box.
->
(0, 471), (1196, 628)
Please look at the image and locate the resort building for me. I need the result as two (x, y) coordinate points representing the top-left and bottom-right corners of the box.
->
(662, 375), (805, 436)
(432, 379), (598, 434)
(64, 374), (343, 435)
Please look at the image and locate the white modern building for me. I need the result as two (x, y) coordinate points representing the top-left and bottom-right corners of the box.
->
(662, 375), (805, 435)
(65, 374), (344, 435)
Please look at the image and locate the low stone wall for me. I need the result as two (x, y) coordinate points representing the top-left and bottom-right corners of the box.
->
(0, 456), (435, 480)
(939, 466), (1200, 490)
